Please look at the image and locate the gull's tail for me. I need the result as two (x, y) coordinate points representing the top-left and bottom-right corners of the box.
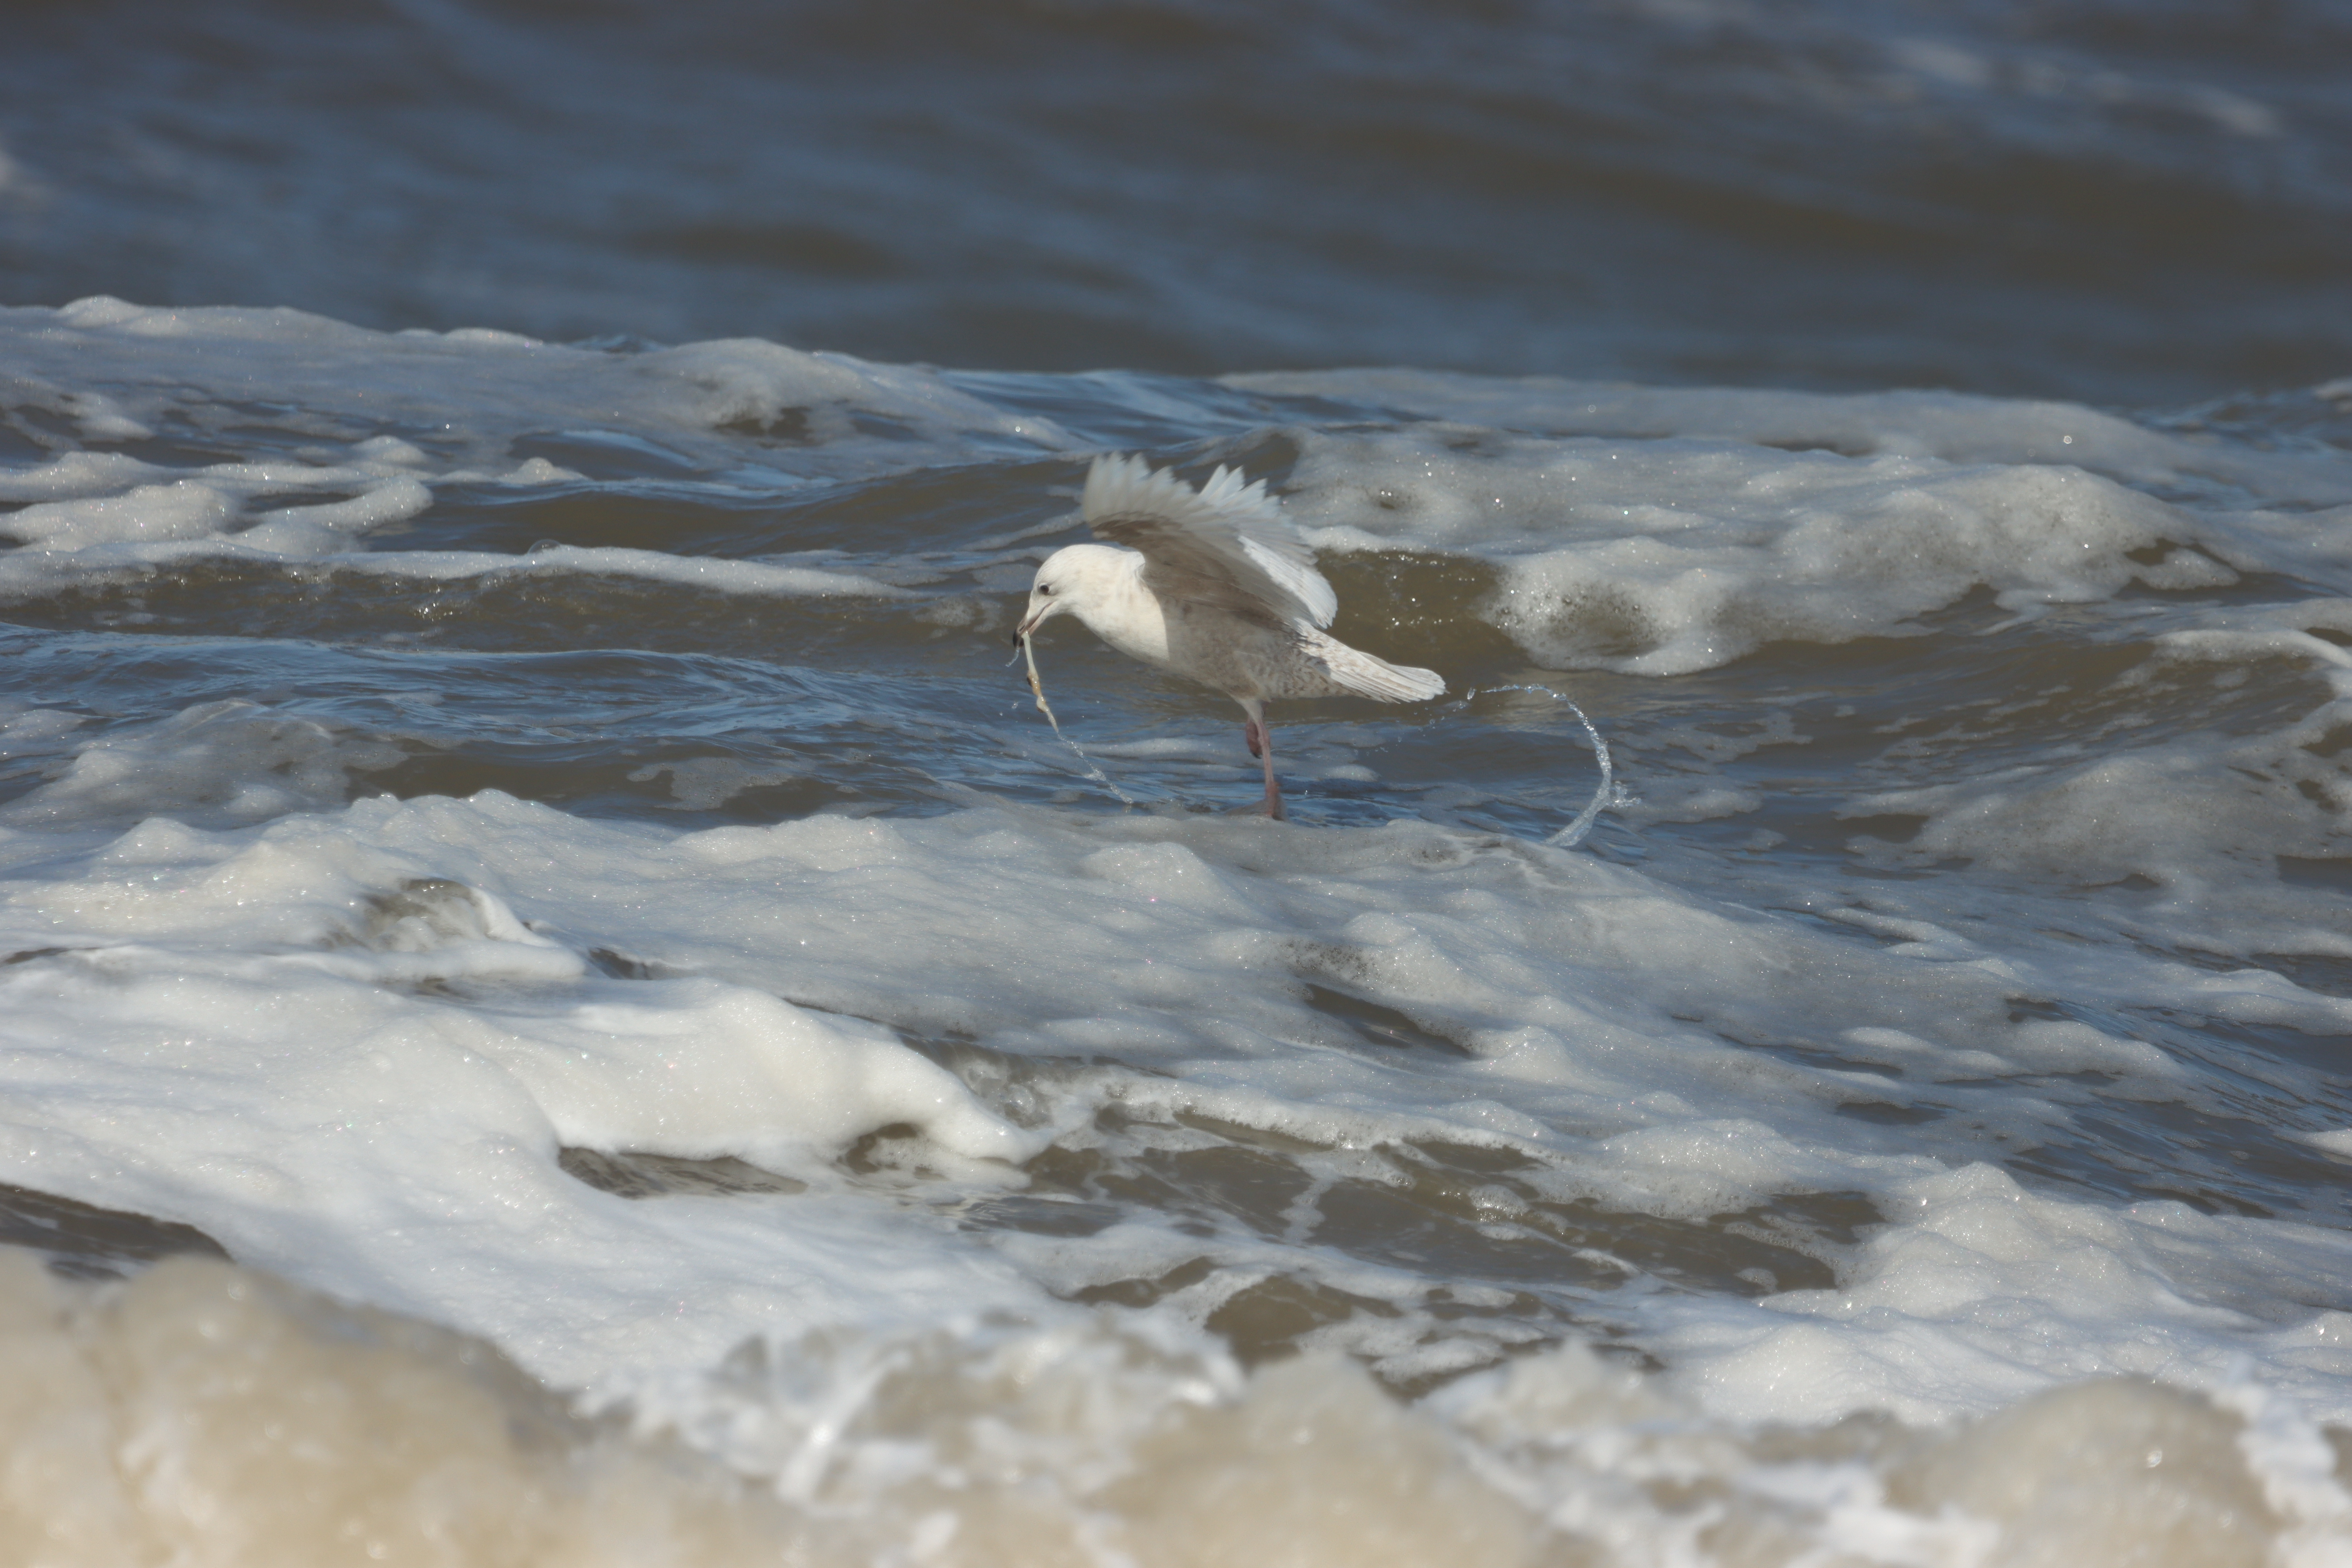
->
(1306, 630), (1447, 704)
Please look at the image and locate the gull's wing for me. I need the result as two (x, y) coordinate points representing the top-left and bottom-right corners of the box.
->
(1081, 454), (1339, 628)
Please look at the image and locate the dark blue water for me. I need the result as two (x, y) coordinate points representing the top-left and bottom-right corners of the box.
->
(4, 0), (2349, 403)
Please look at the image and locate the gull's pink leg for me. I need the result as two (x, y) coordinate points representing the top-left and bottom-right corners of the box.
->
(1240, 711), (1284, 820)
(1259, 726), (1284, 819)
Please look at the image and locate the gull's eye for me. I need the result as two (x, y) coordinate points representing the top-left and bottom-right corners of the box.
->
(1039, 582), (1056, 595)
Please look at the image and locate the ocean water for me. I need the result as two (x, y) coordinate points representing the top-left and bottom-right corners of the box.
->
(5, 4), (2352, 1565)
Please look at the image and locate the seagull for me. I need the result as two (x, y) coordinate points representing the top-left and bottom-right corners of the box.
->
(1015, 454), (1444, 819)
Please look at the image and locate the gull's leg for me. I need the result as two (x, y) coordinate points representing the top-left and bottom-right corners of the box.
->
(1238, 699), (1283, 819)
(1259, 724), (1284, 819)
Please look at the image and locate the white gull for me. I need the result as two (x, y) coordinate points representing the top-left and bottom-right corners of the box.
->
(1016, 454), (1445, 818)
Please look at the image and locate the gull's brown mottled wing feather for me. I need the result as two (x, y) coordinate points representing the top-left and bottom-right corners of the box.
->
(1082, 454), (1339, 628)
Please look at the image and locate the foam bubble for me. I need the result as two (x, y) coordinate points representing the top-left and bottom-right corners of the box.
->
(1, 700), (406, 828)
(4, 299), (1073, 479)
(340, 543), (914, 598)
(1648, 1162), (2352, 1428)
(1236, 369), (2352, 506)
(3, 478), (240, 548)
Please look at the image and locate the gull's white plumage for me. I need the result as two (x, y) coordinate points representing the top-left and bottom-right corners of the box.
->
(1018, 454), (1444, 818)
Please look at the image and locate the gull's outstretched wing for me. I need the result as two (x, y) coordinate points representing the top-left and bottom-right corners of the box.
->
(1081, 454), (1339, 629)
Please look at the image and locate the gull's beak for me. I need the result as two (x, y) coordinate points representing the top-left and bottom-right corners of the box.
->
(1012, 596), (1053, 646)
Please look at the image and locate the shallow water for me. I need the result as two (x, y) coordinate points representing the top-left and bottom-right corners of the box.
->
(3, 301), (2350, 1563)
(5, 2), (2352, 1562)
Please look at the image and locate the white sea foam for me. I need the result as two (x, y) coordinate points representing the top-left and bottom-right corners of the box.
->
(1647, 1161), (2352, 1425)
(1, 785), (2344, 1444)
(0, 299), (1071, 595)
(11, 298), (1071, 468)
(0, 700), (405, 828)
(1278, 423), (2259, 675)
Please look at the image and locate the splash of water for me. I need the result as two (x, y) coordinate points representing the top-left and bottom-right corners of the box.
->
(1475, 685), (1626, 850)
(1018, 634), (1142, 808)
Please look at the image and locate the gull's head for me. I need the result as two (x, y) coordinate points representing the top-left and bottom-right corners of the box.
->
(1015, 543), (1129, 643)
